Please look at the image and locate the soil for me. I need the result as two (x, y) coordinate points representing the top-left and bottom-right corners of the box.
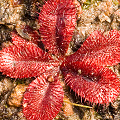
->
(0, 0), (120, 120)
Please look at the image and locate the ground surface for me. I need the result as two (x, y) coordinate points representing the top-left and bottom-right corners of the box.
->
(0, 0), (120, 120)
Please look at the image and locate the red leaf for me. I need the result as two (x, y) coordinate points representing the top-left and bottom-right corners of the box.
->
(65, 30), (120, 67)
(61, 30), (120, 103)
(39, 0), (76, 56)
(23, 73), (64, 120)
(61, 64), (120, 104)
(12, 32), (38, 46)
(0, 35), (59, 78)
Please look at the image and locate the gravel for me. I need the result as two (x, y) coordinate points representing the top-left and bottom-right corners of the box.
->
(0, 0), (120, 120)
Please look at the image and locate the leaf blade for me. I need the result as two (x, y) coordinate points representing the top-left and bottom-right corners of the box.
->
(65, 30), (120, 67)
(39, 0), (76, 56)
(0, 35), (59, 78)
(61, 65), (120, 104)
(61, 30), (120, 103)
(23, 73), (64, 120)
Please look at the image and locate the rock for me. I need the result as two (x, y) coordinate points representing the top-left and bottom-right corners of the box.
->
(17, 110), (27, 120)
(98, 13), (111, 23)
(8, 84), (28, 107)
(68, 113), (80, 120)
(0, 0), (25, 25)
(62, 96), (74, 116)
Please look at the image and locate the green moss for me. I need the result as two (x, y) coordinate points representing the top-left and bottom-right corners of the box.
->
(82, 0), (102, 9)
(112, 0), (119, 5)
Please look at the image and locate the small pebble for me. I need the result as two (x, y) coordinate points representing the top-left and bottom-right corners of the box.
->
(8, 84), (28, 107)
(63, 96), (74, 116)
(98, 13), (111, 23)
(17, 110), (27, 120)
(68, 113), (80, 120)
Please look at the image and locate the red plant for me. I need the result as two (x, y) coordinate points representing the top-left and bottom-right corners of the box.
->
(0, 0), (120, 120)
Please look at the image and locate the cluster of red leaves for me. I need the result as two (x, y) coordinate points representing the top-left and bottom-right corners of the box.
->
(0, 0), (120, 120)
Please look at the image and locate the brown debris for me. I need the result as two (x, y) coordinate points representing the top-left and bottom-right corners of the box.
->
(0, 78), (13, 95)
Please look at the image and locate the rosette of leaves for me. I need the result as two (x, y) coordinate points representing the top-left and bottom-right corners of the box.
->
(0, 0), (120, 120)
